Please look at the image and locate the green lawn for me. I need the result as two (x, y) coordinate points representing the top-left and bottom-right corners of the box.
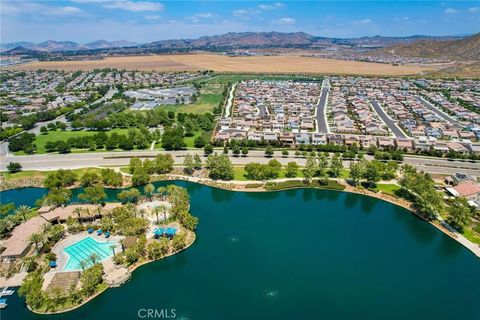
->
(160, 83), (224, 114)
(2, 167), (103, 182)
(371, 183), (401, 196)
(462, 227), (480, 245)
(18, 128), (131, 155)
(232, 164), (306, 181)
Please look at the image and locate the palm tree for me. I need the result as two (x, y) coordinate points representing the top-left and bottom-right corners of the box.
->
(144, 183), (155, 200)
(15, 205), (32, 222)
(160, 205), (168, 222)
(138, 208), (147, 219)
(89, 253), (100, 264)
(157, 186), (167, 201)
(80, 259), (88, 270)
(120, 239), (125, 253)
(41, 222), (52, 235)
(95, 205), (102, 219)
(110, 244), (116, 256)
(73, 207), (84, 224)
(152, 207), (161, 224)
(83, 208), (91, 222)
(29, 232), (44, 253)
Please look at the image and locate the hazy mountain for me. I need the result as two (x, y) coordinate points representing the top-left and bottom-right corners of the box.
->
(84, 40), (138, 50)
(1, 32), (472, 58)
(36, 40), (80, 51)
(374, 33), (480, 60)
(0, 40), (138, 52)
(141, 32), (464, 50)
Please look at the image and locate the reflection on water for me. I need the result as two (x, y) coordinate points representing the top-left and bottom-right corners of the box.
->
(1, 181), (480, 320)
(344, 192), (360, 209)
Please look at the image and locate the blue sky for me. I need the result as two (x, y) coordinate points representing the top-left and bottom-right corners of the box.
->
(1, 1), (479, 43)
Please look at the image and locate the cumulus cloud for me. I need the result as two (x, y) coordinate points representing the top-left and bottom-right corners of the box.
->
(352, 18), (373, 25)
(444, 8), (458, 14)
(276, 17), (295, 25)
(186, 12), (216, 23)
(233, 9), (248, 16)
(2, 1), (84, 16)
(258, 3), (283, 11)
(102, 1), (164, 12)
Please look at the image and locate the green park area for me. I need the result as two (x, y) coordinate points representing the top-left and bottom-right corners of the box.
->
(14, 129), (132, 155)
(160, 83), (224, 114)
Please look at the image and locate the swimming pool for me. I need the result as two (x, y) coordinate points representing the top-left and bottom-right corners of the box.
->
(63, 237), (117, 271)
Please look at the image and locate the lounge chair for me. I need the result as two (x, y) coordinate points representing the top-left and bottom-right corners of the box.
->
(49, 261), (57, 268)
(87, 228), (94, 234)
(104, 231), (111, 238)
(96, 229), (103, 235)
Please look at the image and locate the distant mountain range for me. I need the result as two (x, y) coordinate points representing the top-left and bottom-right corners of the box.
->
(2, 32), (477, 63)
(0, 40), (138, 52)
(140, 31), (465, 50)
(373, 33), (480, 60)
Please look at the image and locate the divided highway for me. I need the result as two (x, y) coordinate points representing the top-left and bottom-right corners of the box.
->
(371, 100), (408, 139)
(2, 150), (479, 177)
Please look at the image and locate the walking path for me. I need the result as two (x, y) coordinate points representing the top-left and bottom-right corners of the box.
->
(224, 83), (236, 118)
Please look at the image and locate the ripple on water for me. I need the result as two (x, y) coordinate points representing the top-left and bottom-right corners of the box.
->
(230, 235), (240, 242)
(264, 289), (279, 299)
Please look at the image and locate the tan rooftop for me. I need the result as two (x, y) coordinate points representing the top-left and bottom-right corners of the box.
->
(453, 181), (480, 197)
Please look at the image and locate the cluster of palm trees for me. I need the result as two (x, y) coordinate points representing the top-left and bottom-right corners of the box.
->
(72, 206), (102, 224)
(28, 221), (64, 253)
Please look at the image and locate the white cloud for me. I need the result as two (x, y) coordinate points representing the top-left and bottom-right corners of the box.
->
(258, 3), (283, 11)
(468, 7), (479, 12)
(2, 1), (84, 16)
(233, 9), (248, 16)
(444, 8), (458, 14)
(71, 0), (111, 3)
(186, 12), (216, 23)
(103, 1), (163, 12)
(144, 15), (161, 20)
(276, 17), (295, 25)
(352, 18), (373, 25)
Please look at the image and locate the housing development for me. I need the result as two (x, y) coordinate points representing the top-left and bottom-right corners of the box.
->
(1, 0), (480, 318)
(214, 77), (480, 155)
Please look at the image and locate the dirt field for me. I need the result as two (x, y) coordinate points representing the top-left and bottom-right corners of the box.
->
(10, 53), (433, 75)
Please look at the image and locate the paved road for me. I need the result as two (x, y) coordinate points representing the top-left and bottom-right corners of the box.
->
(0, 87), (117, 157)
(370, 100), (408, 139)
(316, 79), (330, 133)
(2, 150), (479, 177)
(257, 104), (268, 117)
(415, 96), (461, 125)
(0, 114), (68, 157)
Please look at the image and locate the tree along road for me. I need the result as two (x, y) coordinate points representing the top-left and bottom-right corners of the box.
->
(315, 79), (330, 133)
(415, 96), (461, 126)
(370, 100), (408, 139)
(0, 87), (117, 157)
(2, 150), (479, 177)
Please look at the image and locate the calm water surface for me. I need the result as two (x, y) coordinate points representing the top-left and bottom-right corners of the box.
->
(1, 181), (479, 320)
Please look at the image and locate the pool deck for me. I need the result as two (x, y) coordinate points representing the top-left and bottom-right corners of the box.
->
(42, 233), (126, 290)
(51, 233), (123, 272)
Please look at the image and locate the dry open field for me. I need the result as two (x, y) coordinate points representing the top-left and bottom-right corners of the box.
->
(10, 53), (434, 75)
